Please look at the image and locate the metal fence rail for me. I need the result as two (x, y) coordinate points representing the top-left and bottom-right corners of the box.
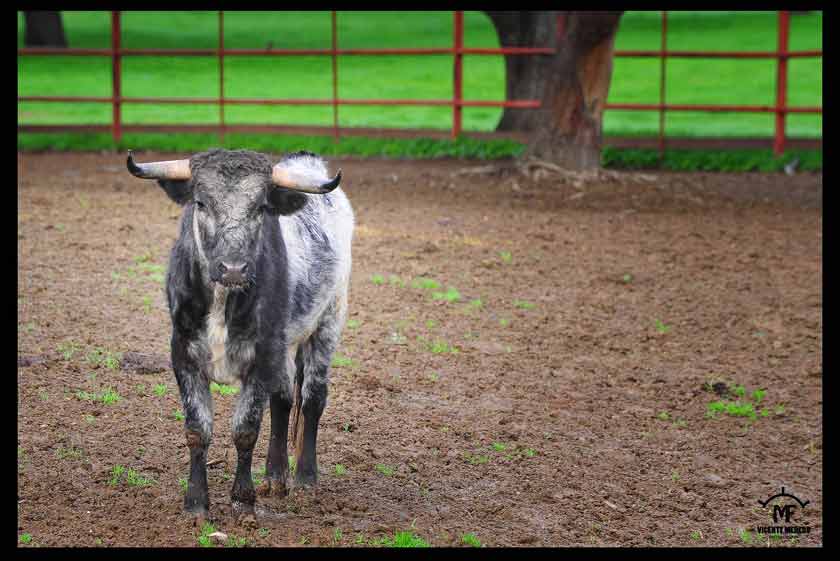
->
(18, 11), (822, 155)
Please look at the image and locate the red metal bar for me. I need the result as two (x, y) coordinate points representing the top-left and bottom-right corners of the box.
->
(111, 11), (121, 143)
(219, 11), (225, 143)
(452, 11), (464, 139)
(21, 94), (822, 113)
(614, 49), (821, 59)
(605, 103), (822, 113)
(659, 11), (667, 160)
(774, 11), (790, 156)
(332, 11), (339, 141)
(18, 96), (542, 108)
(18, 46), (822, 58)
(557, 12), (566, 43)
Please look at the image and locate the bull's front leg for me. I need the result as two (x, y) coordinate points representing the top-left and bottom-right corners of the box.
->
(230, 377), (268, 521)
(172, 339), (214, 522)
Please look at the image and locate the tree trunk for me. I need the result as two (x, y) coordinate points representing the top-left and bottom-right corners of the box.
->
(487, 11), (623, 170)
(486, 11), (554, 132)
(24, 11), (67, 48)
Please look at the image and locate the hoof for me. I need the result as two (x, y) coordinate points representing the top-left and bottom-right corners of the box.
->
(237, 511), (258, 529)
(190, 510), (209, 529)
(256, 478), (288, 498)
(294, 469), (319, 489)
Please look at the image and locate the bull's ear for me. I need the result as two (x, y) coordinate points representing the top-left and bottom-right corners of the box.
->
(266, 187), (308, 216)
(157, 179), (193, 206)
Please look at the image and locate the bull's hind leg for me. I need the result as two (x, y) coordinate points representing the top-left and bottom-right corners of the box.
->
(294, 314), (343, 488)
(230, 378), (268, 518)
(258, 347), (297, 498)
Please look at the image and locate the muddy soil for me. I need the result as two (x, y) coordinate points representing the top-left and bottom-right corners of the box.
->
(17, 152), (822, 547)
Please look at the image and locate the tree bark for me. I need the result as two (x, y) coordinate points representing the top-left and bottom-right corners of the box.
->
(24, 11), (67, 48)
(486, 11), (554, 132)
(487, 11), (623, 170)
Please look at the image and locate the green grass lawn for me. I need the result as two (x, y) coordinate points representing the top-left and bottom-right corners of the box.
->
(18, 11), (821, 138)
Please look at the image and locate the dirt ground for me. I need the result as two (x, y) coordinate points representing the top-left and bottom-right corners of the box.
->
(17, 152), (822, 548)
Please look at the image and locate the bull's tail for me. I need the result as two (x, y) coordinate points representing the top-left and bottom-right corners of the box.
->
(289, 347), (305, 450)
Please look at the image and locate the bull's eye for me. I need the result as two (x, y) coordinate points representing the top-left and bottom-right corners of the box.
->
(195, 200), (206, 211)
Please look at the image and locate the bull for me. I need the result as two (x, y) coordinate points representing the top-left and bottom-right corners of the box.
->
(126, 148), (353, 522)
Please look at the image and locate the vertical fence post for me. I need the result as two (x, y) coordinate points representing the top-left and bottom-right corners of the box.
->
(219, 11), (225, 143)
(659, 11), (667, 162)
(332, 11), (339, 141)
(111, 11), (122, 143)
(659, 10), (668, 164)
(774, 10), (790, 157)
(452, 11), (463, 139)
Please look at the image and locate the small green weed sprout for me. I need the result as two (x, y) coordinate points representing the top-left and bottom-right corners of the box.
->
(690, 530), (702, 541)
(227, 536), (248, 547)
(258, 528), (270, 538)
(425, 319), (438, 329)
(288, 456), (297, 476)
(375, 464), (395, 476)
(432, 287), (461, 303)
(76, 388), (121, 405)
(108, 465), (126, 486)
(738, 528), (753, 544)
(622, 273), (634, 283)
(173, 409), (185, 421)
(333, 528), (343, 544)
(252, 465), (266, 487)
(751, 388), (767, 404)
(55, 445), (83, 460)
(381, 531), (430, 548)
(57, 341), (81, 360)
(124, 468), (155, 487)
(513, 299), (535, 310)
(209, 382), (239, 396)
(370, 274), (385, 285)
(491, 442), (506, 452)
(427, 372), (440, 382)
(19, 533), (33, 545)
(100, 388), (121, 405)
(468, 298), (483, 310)
(499, 251), (512, 264)
(499, 318), (510, 327)
(461, 533), (482, 547)
(411, 277), (440, 290)
(655, 319), (670, 334)
(706, 400), (756, 420)
(463, 452), (489, 465)
(428, 339), (459, 354)
(334, 463), (347, 476)
(389, 275), (405, 288)
(197, 522), (217, 548)
(153, 383), (167, 397)
(346, 319), (361, 329)
(657, 411), (670, 421)
(331, 354), (354, 368)
(179, 477), (188, 494)
(87, 347), (121, 370)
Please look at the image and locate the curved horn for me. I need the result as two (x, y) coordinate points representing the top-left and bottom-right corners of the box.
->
(272, 164), (342, 194)
(126, 150), (192, 180)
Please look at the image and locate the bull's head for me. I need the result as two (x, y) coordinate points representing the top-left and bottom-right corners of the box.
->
(127, 149), (341, 289)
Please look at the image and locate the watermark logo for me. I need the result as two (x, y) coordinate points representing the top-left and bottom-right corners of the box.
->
(755, 487), (811, 535)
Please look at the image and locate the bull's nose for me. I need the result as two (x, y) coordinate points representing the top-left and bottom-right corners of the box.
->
(219, 261), (248, 285)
